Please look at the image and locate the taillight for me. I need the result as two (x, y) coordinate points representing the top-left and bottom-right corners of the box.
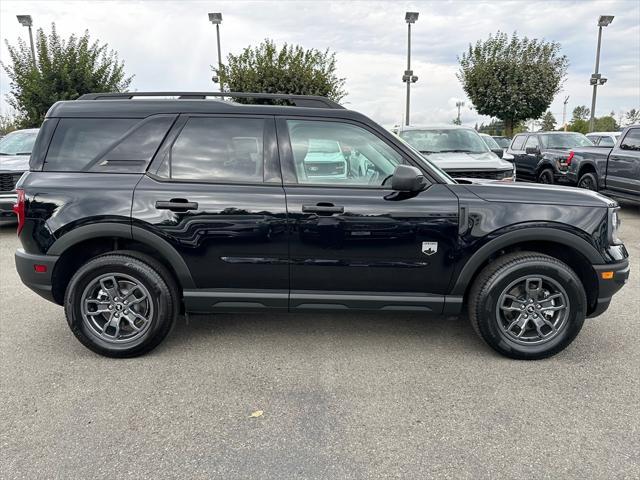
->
(566, 151), (574, 166)
(12, 188), (25, 235)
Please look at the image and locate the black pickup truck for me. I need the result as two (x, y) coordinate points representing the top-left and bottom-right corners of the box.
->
(558, 125), (640, 203)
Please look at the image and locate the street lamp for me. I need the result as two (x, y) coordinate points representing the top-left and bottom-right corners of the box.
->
(589, 15), (614, 132)
(208, 12), (223, 92)
(403, 12), (419, 126)
(16, 15), (36, 66)
(455, 101), (465, 124)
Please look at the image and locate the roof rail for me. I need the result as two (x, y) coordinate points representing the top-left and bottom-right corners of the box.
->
(77, 92), (344, 109)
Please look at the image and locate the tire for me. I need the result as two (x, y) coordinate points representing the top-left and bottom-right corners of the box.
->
(577, 171), (598, 191)
(64, 252), (178, 358)
(537, 168), (554, 184)
(468, 252), (587, 360)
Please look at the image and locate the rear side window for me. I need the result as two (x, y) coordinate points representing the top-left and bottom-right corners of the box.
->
(44, 116), (175, 172)
(524, 135), (539, 149)
(599, 136), (615, 147)
(620, 128), (640, 151)
(511, 135), (526, 150)
(160, 117), (265, 182)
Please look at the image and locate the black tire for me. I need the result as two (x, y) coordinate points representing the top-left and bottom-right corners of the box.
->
(64, 252), (178, 358)
(468, 252), (587, 360)
(577, 171), (598, 191)
(537, 168), (554, 184)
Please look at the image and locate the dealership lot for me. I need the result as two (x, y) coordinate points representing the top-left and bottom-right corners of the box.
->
(1, 206), (638, 479)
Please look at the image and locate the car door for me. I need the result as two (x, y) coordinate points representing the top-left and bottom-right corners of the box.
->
(606, 127), (640, 195)
(522, 134), (542, 179)
(508, 134), (528, 179)
(276, 117), (459, 313)
(132, 114), (289, 311)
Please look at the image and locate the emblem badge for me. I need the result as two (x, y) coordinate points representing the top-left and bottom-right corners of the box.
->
(422, 241), (438, 256)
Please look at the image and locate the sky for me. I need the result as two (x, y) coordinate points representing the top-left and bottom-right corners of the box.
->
(0, 0), (639, 129)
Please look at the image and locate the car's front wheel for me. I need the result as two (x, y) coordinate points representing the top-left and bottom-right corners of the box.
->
(64, 252), (178, 357)
(468, 252), (587, 360)
(537, 168), (554, 184)
(578, 172), (598, 191)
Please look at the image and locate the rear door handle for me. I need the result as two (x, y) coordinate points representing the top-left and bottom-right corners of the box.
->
(302, 204), (344, 214)
(155, 199), (199, 212)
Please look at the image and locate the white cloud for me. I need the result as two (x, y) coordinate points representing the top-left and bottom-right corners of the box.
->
(1, 0), (638, 128)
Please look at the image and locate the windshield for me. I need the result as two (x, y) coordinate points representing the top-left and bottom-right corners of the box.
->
(0, 130), (38, 156)
(540, 133), (593, 149)
(481, 135), (501, 150)
(399, 128), (489, 154)
(394, 134), (456, 184)
(492, 137), (511, 148)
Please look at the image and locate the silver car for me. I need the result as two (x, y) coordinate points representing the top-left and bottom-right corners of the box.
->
(0, 128), (39, 224)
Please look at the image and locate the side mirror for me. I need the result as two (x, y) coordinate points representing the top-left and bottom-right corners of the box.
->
(526, 146), (540, 155)
(391, 165), (427, 192)
(491, 148), (504, 158)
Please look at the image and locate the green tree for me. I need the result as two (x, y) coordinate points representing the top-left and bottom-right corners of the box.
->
(594, 115), (618, 131)
(624, 108), (640, 126)
(540, 111), (556, 131)
(2, 23), (133, 128)
(571, 105), (591, 122)
(457, 31), (568, 137)
(568, 119), (589, 134)
(218, 39), (346, 104)
(0, 114), (19, 136)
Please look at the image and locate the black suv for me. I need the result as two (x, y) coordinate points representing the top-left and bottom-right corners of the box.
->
(14, 92), (629, 359)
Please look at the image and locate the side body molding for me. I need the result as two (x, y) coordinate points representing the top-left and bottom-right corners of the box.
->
(47, 222), (195, 289)
(450, 227), (604, 296)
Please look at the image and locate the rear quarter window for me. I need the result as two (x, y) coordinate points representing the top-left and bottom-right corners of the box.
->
(510, 135), (526, 150)
(44, 116), (175, 172)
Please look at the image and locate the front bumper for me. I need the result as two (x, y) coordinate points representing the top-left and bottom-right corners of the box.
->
(15, 249), (59, 303)
(0, 192), (17, 224)
(588, 259), (630, 318)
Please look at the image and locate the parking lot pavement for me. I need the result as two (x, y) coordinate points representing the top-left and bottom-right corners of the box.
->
(0, 207), (638, 480)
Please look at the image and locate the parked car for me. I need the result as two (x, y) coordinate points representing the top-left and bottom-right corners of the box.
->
(505, 131), (593, 183)
(492, 136), (511, 149)
(393, 125), (515, 181)
(15, 92), (629, 360)
(586, 131), (621, 148)
(0, 128), (39, 224)
(479, 133), (505, 158)
(558, 125), (640, 202)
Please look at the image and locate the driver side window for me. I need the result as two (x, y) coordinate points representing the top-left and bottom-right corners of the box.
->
(286, 120), (403, 187)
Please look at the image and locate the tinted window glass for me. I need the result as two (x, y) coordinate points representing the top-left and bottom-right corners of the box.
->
(400, 128), (488, 154)
(169, 117), (265, 182)
(45, 119), (137, 171)
(524, 135), (539, 149)
(511, 135), (526, 150)
(287, 120), (403, 187)
(598, 136), (615, 147)
(539, 133), (593, 149)
(0, 129), (39, 155)
(620, 128), (640, 151)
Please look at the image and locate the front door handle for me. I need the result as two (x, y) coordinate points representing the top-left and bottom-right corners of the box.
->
(155, 199), (199, 212)
(302, 204), (344, 215)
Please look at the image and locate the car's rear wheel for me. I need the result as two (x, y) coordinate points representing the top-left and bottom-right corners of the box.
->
(64, 253), (177, 357)
(468, 252), (587, 360)
(537, 168), (554, 184)
(578, 172), (598, 191)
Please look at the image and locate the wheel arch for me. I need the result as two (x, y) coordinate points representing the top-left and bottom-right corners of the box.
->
(48, 223), (194, 305)
(451, 228), (602, 315)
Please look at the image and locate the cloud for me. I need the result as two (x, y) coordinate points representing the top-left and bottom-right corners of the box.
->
(1, 0), (638, 127)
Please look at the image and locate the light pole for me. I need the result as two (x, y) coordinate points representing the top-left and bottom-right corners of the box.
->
(562, 95), (570, 131)
(403, 12), (419, 126)
(455, 101), (465, 124)
(589, 15), (614, 132)
(208, 12), (223, 93)
(16, 15), (36, 66)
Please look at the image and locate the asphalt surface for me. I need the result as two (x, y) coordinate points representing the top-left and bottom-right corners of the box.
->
(1, 206), (639, 480)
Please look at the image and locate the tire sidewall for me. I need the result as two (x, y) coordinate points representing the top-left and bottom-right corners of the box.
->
(538, 168), (554, 184)
(578, 172), (597, 191)
(65, 256), (174, 357)
(476, 259), (586, 359)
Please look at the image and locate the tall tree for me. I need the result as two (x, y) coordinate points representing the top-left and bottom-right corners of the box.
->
(218, 39), (346, 104)
(571, 105), (591, 122)
(2, 23), (133, 128)
(457, 31), (568, 136)
(540, 111), (556, 131)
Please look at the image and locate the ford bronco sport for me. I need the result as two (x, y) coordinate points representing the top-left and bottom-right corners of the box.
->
(14, 92), (630, 359)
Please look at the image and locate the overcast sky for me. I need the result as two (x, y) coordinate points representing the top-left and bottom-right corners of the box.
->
(1, 0), (638, 128)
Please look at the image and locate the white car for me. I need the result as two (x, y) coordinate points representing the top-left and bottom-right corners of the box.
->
(392, 125), (516, 182)
(586, 132), (621, 148)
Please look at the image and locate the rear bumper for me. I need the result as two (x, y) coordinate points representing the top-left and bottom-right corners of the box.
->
(588, 259), (630, 318)
(15, 249), (59, 303)
(0, 192), (17, 224)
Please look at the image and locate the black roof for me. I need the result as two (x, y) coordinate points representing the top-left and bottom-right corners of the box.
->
(46, 91), (364, 120)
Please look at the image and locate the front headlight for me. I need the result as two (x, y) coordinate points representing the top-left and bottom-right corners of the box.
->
(609, 207), (622, 245)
